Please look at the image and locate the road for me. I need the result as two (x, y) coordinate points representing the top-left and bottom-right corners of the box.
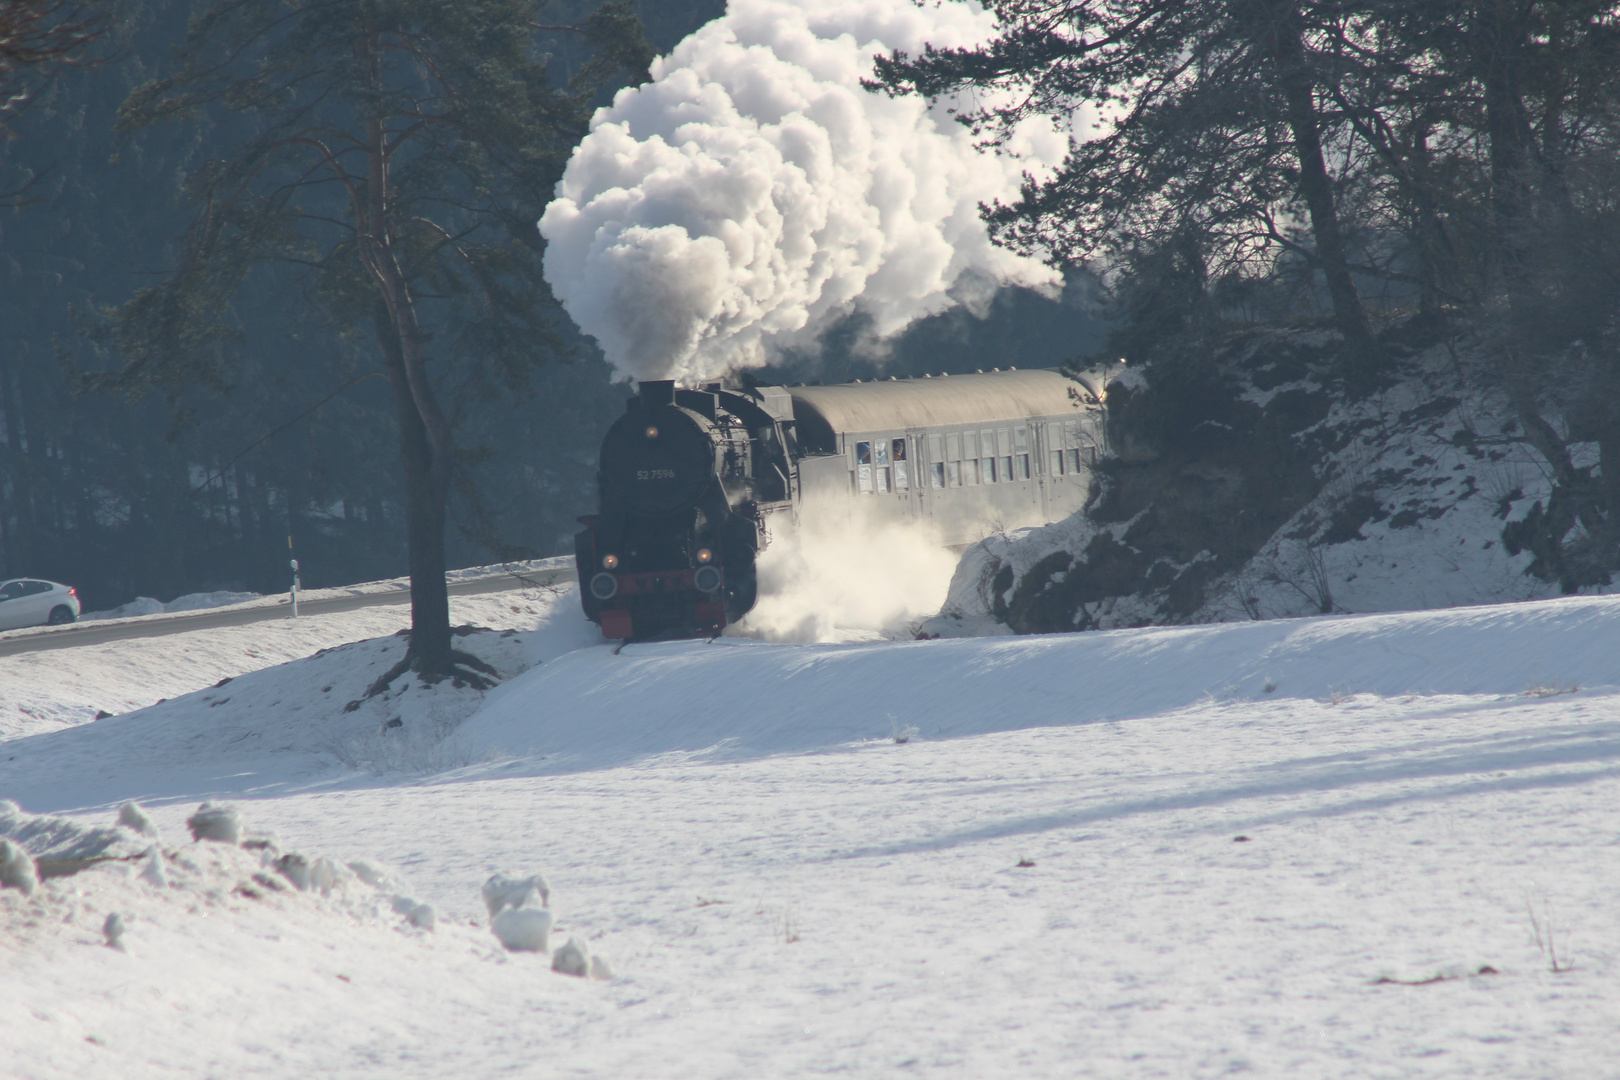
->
(0, 565), (577, 657)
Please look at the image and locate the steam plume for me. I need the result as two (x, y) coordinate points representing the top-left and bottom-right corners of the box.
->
(539, 0), (1066, 385)
(729, 514), (960, 643)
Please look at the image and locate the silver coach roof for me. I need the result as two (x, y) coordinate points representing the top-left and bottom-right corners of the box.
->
(785, 368), (1104, 435)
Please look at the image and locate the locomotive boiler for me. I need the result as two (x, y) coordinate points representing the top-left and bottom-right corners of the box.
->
(576, 367), (1117, 641)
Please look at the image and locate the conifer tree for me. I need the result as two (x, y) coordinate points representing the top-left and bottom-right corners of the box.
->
(95, 0), (650, 682)
(871, 0), (1384, 387)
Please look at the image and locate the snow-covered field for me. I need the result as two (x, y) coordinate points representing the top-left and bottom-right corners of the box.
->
(4, 582), (1620, 1077)
(0, 561), (573, 739)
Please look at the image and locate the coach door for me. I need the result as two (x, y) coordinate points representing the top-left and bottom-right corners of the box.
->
(905, 429), (929, 521)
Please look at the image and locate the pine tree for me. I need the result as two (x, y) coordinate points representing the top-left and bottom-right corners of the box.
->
(93, 0), (650, 682)
(870, 0), (1385, 388)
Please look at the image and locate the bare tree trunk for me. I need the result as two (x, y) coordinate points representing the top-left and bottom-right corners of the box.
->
(357, 24), (458, 679)
(376, 305), (453, 675)
(1269, 5), (1382, 389)
(1479, 0), (1535, 297)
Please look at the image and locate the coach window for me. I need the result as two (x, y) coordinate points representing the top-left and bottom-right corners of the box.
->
(1014, 427), (1031, 480)
(856, 441), (874, 493)
(926, 435), (945, 489)
(996, 429), (1013, 484)
(981, 430), (996, 483)
(1047, 422), (1064, 475)
(892, 437), (909, 491)
(962, 431), (979, 485)
(945, 433), (961, 487)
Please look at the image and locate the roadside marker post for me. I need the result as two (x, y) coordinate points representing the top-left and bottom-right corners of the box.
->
(288, 534), (301, 618)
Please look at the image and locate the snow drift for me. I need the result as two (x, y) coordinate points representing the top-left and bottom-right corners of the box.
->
(539, 0), (1066, 384)
(460, 591), (1620, 773)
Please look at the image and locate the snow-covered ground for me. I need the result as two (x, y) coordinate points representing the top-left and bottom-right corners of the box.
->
(0, 560), (574, 739)
(4, 578), (1620, 1077)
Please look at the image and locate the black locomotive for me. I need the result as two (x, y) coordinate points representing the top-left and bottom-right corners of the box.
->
(577, 367), (1115, 641)
(575, 379), (796, 641)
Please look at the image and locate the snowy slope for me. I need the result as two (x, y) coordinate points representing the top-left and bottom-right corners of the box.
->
(0, 573), (571, 740)
(5, 589), (1620, 1077)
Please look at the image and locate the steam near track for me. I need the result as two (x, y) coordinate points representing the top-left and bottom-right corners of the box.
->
(539, 0), (1067, 385)
(730, 513), (961, 642)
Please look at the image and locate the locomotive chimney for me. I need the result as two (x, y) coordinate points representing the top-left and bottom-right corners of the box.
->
(638, 380), (675, 408)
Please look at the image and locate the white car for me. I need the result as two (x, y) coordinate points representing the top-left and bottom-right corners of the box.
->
(0, 578), (81, 631)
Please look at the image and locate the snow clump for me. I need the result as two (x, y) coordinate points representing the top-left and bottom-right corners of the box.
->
(484, 871), (555, 952)
(491, 906), (553, 953)
(552, 936), (591, 977)
(119, 800), (159, 837)
(187, 802), (243, 844)
(0, 837), (39, 895)
(483, 870), (612, 977)
(276, 852), (350, 894)
(2, 800), (442, 963)
(391, 893), (438, 930)
(482, 872), (550, 915)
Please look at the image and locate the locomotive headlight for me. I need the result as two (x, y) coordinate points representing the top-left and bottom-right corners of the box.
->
(644, 425), (659, 439)
(695, 548), (713, 564)
(589, 572), (619, 600)
(601, 553), (619, 570)
(694, 565), (722, 594)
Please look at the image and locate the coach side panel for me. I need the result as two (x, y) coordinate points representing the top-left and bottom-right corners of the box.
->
(792, 407), (1105, 547)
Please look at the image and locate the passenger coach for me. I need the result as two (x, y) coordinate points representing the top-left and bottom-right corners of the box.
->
(788, 367), (1112, 547)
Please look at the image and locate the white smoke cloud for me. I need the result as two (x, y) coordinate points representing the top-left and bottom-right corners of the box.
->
(728, 514), (961, 643)
(539, 0), (1068, 385)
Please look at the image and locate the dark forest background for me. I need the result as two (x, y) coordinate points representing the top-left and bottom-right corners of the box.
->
(0, 0), (1103, 611)
(28, 2), (1616, 611)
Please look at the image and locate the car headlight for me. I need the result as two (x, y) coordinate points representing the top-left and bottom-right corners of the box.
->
(694, 565), (722, 594)
(589, 572), (619, 600)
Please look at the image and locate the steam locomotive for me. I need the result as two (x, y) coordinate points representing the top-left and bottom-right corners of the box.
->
(575, 367), (1115, 640)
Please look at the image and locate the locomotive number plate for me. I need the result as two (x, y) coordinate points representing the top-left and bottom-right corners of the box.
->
(637, 469), (676, 480)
